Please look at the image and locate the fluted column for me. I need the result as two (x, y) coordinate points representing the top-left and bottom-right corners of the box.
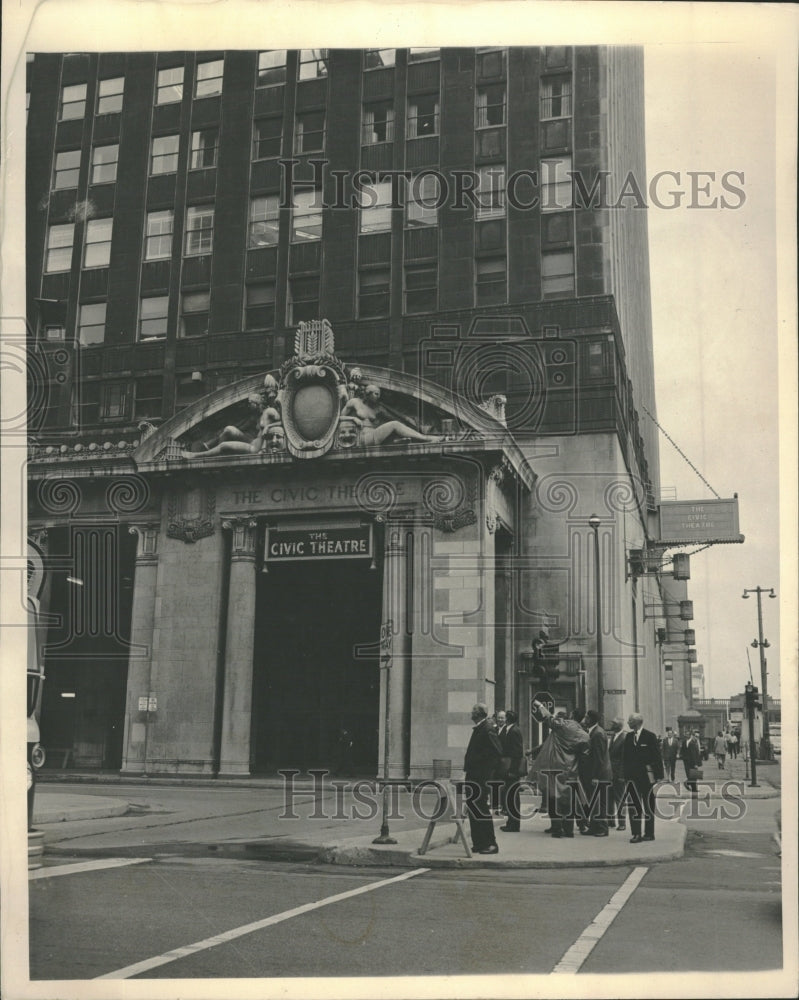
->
(219, 517), (258, 775)
(379, 520), (411, 779)
(121, 523), (159, 773)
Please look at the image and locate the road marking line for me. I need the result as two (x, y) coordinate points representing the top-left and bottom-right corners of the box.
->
(30, 858), (152, 880)
(96, 866), (430, 979)
(552, 866), (648, 974)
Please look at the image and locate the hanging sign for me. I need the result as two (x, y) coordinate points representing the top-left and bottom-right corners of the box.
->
(265, 524), (372, 562)
(658, 498), (744, 545)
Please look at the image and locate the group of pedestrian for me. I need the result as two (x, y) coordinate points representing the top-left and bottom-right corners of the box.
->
(461, 701), (667, 854)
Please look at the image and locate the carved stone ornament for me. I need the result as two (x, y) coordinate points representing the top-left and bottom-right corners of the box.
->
(166, 488), (216, 543)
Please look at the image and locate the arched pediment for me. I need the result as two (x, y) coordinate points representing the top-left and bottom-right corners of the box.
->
(134, 349), (514, 469)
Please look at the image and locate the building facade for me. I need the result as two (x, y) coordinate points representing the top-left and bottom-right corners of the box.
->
(27, 46), (673, 777)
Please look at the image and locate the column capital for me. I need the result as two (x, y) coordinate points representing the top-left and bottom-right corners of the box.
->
(222, 515), (258, 557)
(128, 522), (160, 561)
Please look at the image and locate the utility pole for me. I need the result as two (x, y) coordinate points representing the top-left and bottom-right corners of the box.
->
(588, 515), (603, 722)
(742, 586), (776, 758)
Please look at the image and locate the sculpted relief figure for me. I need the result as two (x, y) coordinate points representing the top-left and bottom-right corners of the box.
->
(341, 384), (442, 446)
(182, 376), (283, 459)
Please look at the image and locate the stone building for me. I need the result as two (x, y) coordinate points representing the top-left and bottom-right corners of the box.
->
(26, 46), (668, 777)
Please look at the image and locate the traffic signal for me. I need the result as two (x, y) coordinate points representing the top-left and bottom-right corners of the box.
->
(745, 683), (762, 712)
(532, 630), (561, 682)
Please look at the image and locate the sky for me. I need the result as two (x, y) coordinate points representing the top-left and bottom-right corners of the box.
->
(644, 43), (787, 699)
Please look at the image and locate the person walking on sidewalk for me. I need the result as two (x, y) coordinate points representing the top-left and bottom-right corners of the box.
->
(579, 710), (612, 837)
(463, 704), (503, 854)
(622, 713), (664, 843)
(499, 710), (525, 833)
(713, 731), (727, 770)
(531, 700), (589, 839)
(662, 728), (680, 782)
(681, 730), (703, 795)
(491, 710), (507, 814)
(607, 717), (628, 830)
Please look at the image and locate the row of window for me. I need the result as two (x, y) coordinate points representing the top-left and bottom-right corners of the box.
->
(46, 157), (574, 272)
(49, 246), (575, 349)
(55, 49), (445, 121)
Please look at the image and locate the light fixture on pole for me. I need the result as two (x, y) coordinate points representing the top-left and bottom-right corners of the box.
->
(742, 587), (776, 758)
(588, 514), (603, 721)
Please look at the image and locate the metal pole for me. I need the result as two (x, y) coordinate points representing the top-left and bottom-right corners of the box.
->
(373, 629), (397, 844)
(589, 516), (603, 720)
(754, 589), (770, 748)
(746, 683), (758, 787)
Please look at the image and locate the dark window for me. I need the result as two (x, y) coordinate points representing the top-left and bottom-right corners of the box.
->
(475, 257), (506, 305)
(244, 283), (276, 329)
(83, 218), (113, 268)
(45, 224), (74, 272)
(358, 269), (390, 318)
(407, 93), (439, 138)
(364, 49), (396, 69)
(134, 376), (163, 419)
(542, 211), (573, 247)
(253, 117), (282, 159)
(139, 295), (169, 340)
(288, 277), (319, 324)
(404, 264), (437, 314)
(60, 83), (86, 120)
(257, 50), (287, 86)
(476, 49), (506, 80)
(78, 303), (106, 345)
(97, 76), (124, 114)
(75, 382), (101, 426)
(298, 49), (328, 80)
(145, 210), (174, 260)
(101, 382), (130, 421)
(150, 134), (179, 174)
(156, 66), (183, 104)
(362, 101), (395, 144)
(184, 205), (214, 256)
(476, 84), (505, 128)
(291, 190), (322, 242)
(91, 144), (118, 184)
(190, 128), (218, 169)
(53, 149), (81, 190)
(541, 250), (575, 298)
(180, 290), (211, 337)
(587, 341), (609, 378)
(195, 58), (224, 98)
(295, 110), (325, 153)
(541, 76), (572, 119)
(249, 195), (280, 247)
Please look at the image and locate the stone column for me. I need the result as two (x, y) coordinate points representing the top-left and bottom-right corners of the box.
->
(219, 517), (258, 776)
(121, 523), (159, 773)
(380, 519), (412, 779)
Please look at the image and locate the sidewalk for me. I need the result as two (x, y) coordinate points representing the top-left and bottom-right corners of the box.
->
(31, 759), (779, 869)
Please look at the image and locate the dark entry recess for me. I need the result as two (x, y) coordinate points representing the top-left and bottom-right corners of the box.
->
(251, 557), (382, 774)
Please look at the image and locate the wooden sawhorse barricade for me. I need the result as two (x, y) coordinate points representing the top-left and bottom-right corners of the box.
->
(417, 780), (472, 859)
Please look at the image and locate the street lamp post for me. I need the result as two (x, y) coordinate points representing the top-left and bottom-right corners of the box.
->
(588, 514), (603, 721)
(742, 586), (776, 758)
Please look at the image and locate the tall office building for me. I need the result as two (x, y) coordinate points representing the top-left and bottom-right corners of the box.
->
(26, 47), (666, 777)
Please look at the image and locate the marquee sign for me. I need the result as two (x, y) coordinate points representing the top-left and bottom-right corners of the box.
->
(265, 524), (372, 562)
(658, 498), (744, 545)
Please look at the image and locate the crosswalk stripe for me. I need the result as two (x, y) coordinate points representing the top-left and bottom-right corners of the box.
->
(95, 866), (430, 979)
(552, 866), (649, 973)
(30, 858), (151, 880)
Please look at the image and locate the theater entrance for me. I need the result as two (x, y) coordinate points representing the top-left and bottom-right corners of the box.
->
(251, 555), (382, 774)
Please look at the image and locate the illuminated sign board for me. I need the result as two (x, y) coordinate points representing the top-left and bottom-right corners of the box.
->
(265, 525), (372, 562)
(658, 498), (744, 545)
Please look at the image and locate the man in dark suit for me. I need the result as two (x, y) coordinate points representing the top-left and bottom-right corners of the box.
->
(661, 727), (681, 781)
(579, 710), (612, 836)
(499, 709), (525, 833)
(681, 729), (703, 796)
(607, 717), (629, 830)
(463, 703), (503, 854)
(622, 712), (664, 842)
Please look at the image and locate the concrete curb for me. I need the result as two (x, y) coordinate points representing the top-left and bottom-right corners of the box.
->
(33, 794), (130, 824)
